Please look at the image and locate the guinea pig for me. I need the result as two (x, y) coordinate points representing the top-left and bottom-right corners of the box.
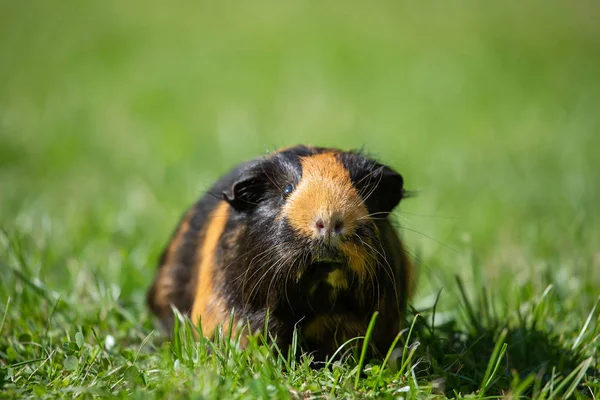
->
(147, 145), (413, 360)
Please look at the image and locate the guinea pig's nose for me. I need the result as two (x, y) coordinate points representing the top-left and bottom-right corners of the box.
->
(314, 214), (345, 241)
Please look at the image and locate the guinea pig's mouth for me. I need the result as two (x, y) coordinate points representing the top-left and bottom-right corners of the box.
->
(297, 247), (346, 281)
(301, 258), (346, 282)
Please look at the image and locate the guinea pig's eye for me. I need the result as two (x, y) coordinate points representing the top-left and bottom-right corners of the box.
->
(282, 184), (295, 197)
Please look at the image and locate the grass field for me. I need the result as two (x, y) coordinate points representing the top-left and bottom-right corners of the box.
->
(1, 1), (600, 398)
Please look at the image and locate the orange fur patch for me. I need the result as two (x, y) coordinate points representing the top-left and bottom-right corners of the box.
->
(152, 209), (194, 310)
(190, 201), (231, 337)
(339, 241), (370, 279)
(283, 152), (370, 274)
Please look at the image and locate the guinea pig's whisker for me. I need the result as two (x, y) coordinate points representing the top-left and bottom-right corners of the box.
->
(352, 233), (394, 285)
(283, 259), (296, 312)
(395, 210), (459, 220)
(366, 261), (379, 311)
(298, 250), (312, 282)
(356, 211), (393, 221)
(375, 240), (403, 310)
(356, 183), (378, 207)
(240, 247), (284, 304)
(236, 247), (277, 283)
(355, 165), (385, 188)
(246, 251), (290, 308)
(271, 253), (301, 312)
(352, 232), (391, 310)
(239, 248), (279, 297)
(385, 211), (413, 225)
(262, 165), (284, 193)
(356, 167), (385, 203)
(391, 224), (459, 253)
(364, 237), (398, 289)
(245, 256), (284, 297)
(266, 253), (291, 305)
(359, 180), (381, 204)
(149, 146), (414, 361)
(218, 247), (279, 309)
(367, 250), (384, 307)
(397, 243), (432, 298)
(245, 247), (281, 275)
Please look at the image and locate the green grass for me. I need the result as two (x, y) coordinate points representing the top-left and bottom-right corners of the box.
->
(1, 0), (600, 398)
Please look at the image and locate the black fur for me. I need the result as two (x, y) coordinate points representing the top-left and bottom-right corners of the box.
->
(148, 146), (411, 361)
(337, 150), (405, 215)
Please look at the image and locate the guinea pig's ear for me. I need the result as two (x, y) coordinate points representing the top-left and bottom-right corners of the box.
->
(222, 171), (267, 212)
(367, 165), (405, 214)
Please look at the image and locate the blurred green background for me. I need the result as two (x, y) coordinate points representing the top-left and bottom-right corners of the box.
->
(1, 1), (599, 316)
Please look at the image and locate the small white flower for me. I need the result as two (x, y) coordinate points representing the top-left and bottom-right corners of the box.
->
(105, 335), (115, 351)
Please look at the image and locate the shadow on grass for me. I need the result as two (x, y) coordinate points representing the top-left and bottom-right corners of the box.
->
(406, 279), (599, 398)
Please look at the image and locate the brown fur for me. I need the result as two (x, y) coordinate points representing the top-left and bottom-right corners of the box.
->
(190, 201), (231, 336)
(284, 153), (367, 239)
(147, 145), (413, 361)
(148, 209), (194, 323)
(283, 153), (370, 277)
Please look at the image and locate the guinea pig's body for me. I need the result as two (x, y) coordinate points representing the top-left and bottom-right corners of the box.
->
(147, 145), (412, 359)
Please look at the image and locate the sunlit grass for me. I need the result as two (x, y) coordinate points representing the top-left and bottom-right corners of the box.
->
(1, 0), (599, 398)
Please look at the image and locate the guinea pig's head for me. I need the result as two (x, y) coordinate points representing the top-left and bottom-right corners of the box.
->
(222, 146), (406, 306)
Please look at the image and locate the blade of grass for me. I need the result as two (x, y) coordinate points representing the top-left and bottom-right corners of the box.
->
(330, 370), (343, 398)
(263, 308), (270, 343)
(396, 313), (419, 378)
(26, 349), (56, 382)
(354, 311), (378, 390)
(510, 372), (536, 398)
(430, 288), (443, 335)
(323, 336), (365, 371)
(8, 357), (48, 368)
(479, 328), (508, 399)
(223, 307), (236, 361)
(0, 295), (10, 335)
(171, 306), (183, 362)
(288, 323), (299, 370)
(398, 341), (420, 382)
(374, 330), (403, 390)
(548, 357), (593, 400)
(572, 296), (599, 351)
(532, 285), (554, 330)
(3, 228), (32, 276)
(456, 276), (482, 333)
(134, 330), (154, 364)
